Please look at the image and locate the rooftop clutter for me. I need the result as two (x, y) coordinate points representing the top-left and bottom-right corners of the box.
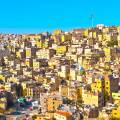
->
(0, 25), (120, 119)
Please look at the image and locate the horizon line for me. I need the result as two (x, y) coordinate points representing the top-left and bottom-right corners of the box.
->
(0, 24), (118, 34)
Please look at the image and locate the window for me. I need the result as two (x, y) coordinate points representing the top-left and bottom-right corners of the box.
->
(106, 82), (109, 84)
(106, 87), (108, 89)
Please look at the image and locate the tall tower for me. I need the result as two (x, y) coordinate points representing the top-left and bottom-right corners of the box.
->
(90, 14), (95, 28)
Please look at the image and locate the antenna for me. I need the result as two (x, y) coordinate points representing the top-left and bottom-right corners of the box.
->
(90, 14), (95, 28)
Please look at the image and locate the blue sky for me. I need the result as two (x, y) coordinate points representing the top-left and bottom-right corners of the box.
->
(0, 0), (120, 33)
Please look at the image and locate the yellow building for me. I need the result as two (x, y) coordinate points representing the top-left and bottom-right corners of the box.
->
(26, 48), (31, 58)
(5, 83), (11, 91)
(26, 87), (40, 99)
(15, 49), (25, 59)
(104, 48), (115, 62)
(104, 48), (111, 56)
(82, 59), (92, 70)
(33, 59), (40, 70)
(68, 87), (78, 101)
(104, 74), (119, 102)
(8, 76), (19, 83)
(58, 65), (70, 79)
(83, 29), (89, 37)
(48, 59), (59, 69)
(21, 82), (28, 97)
(54, 30), (62, 35)
(93, 32), (97, 38)
(0, 75), (5, 82)
(42, 42), (46, 49)
(103, 34), (111, 41)
(36, 41), (42, 48)
(112, 92), (120, 100)
(36, 49), (55, 59)
(47, 97), (62, 112)
(104, 49), (111, 62)
(104, 76), (111, 99)
(112, 92), (120, 105)
(61, 34), (72, 42)
(25, 59), (30, 67)
(111, 110), (120, 119)
(16, 51), (21, 58)
(60, 72), (70, 80)
(0, 96), (7, 113)
(70, 54), (78, 62)
(70, 69), (77, 80)
(82, 91), (104, 107)
(76, 87), (82, 101)
(98, 34), (103, 41)
(44, 40), (50, 48)
(33, 114), (46, 120)
(102, 27), (109, 34)
(57, 46), (68, 54)
(88, 38), (94, 45)
(91, 78), (104, 93)
(59, 85), (69, 97)
(25, 58), (33, 67)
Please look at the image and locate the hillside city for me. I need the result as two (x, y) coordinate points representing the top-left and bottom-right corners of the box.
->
(0, 24), (120, 120)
